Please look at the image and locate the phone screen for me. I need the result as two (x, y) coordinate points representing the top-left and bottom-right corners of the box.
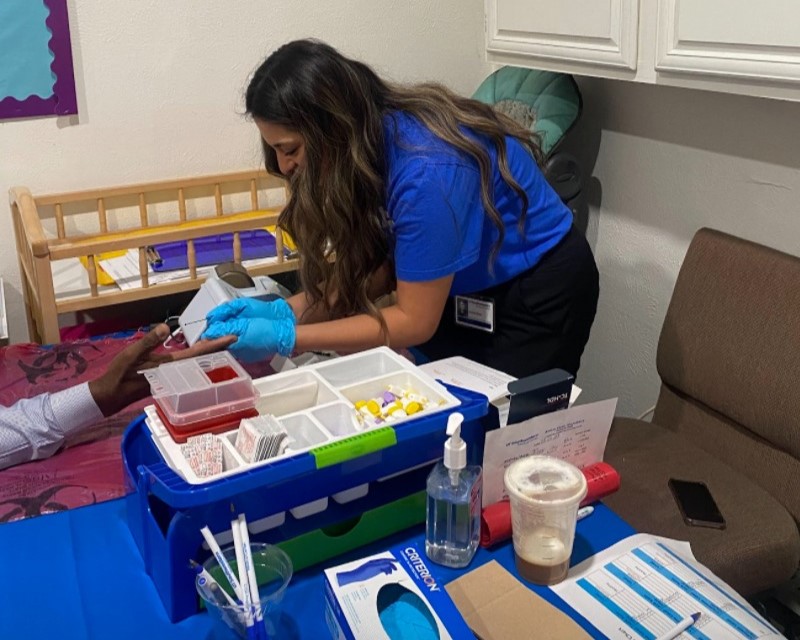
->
(668, 479), (726, 528)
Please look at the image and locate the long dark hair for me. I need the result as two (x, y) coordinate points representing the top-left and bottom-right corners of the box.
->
(245, 39), (542, 332)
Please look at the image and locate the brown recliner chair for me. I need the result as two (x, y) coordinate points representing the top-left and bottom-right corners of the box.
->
(605, 227), (800, 596)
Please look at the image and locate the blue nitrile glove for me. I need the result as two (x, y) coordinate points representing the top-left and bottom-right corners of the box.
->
(202, 317), (295, 362)
(335, 558), (399, 586)
(205, 297), (296, 325)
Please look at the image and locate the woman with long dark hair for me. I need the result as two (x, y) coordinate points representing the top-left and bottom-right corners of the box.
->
(204, 39), (599, 378)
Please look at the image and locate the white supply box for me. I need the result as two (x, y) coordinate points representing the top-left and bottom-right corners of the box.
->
(144, 347), (461, 485)
(323, 544), (474, 640)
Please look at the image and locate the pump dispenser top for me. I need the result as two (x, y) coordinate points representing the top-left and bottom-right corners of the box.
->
(444, 412), (466, 472)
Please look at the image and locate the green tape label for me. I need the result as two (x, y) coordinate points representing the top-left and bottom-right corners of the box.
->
(310, 427), (396, 468)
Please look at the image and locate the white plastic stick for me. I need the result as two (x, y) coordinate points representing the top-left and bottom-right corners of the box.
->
(200, 525), (243, 602)
(231, 518), (254, 628)
(239, 514), (264, 624)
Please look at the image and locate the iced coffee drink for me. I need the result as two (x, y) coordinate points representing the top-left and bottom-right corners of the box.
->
(504, 456), (587, 586)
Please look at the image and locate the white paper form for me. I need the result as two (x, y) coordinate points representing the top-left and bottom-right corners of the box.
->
(99, 250), (281, 290)
(419, 356), (516, 401)
(552, 534), (783, 640)
(418, 357), (582, 427)
(481, 397), (616, 507)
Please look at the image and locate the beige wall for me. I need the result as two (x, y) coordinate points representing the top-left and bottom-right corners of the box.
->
(566, 77), (800, 417)
(0, 0), (490, 343)
(5, 1), (800, 419)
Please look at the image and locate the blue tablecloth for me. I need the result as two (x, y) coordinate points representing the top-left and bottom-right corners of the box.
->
(0, 498), (634, 639)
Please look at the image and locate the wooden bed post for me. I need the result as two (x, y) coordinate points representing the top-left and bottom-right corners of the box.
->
(34, 259), (60, 344)
(10, 188), (60, 344)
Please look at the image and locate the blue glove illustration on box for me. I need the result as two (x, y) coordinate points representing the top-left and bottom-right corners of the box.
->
(203, 299), (296, 362)
(336, 558), (400, 587)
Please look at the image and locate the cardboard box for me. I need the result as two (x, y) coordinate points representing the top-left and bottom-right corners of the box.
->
(445, 561), (591, 639)
(324, 544), (474, 639)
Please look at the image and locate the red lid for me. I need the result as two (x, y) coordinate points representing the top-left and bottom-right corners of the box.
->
(155, 403), (259, 444)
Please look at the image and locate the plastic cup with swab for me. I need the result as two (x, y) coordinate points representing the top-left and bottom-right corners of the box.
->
(196, 542), (293, 639)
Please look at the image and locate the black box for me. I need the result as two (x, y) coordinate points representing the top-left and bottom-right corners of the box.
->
(506, 368), (574, 425)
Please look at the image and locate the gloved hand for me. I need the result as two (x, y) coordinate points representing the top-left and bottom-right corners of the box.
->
(202, 316), (296, 362)
(205, 297), (296, 325)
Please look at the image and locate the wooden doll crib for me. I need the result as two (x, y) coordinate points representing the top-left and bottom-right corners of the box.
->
(10, 170), (299, 344)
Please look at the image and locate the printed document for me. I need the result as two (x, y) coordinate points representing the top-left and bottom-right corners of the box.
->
(419, 357), (582, 426)
(481, 398), (616, 507)
(418, 356), (516, 401)
(99, 250), (280, 290)
(552, 533), (782, 639)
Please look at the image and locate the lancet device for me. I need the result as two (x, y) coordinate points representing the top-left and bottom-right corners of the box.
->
(178, 262), (289, 346)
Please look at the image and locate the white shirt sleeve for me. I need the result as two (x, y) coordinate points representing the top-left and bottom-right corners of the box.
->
(0, 382), (104, 471)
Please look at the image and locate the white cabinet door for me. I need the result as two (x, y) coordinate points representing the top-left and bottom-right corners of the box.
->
(656, 0), (800, 85)
(487, 0), (640, 74)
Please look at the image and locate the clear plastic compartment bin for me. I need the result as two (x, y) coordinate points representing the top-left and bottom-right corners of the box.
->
(314, 350), (405, 387)
(254, 371), (339, 416)
(142, 352), (256, 427)
(143, 347), (463, 485)
(278, 414), (331, 450)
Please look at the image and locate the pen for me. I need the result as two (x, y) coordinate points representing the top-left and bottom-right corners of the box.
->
(232, 518), (258, 640)
(655, 612), (701, 640)
(196, 576), (238, 629)
(577, 505), (594, 521)
(238, 514), (267, 640)
(144, 245), (162, 267)
(200, 525), (244, 602)
(189, 559), (237, 607)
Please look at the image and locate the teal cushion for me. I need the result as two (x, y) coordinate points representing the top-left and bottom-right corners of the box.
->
(472, 66), (581, 156)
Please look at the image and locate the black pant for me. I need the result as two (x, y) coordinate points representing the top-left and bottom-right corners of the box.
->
(417, 225), (599, 378)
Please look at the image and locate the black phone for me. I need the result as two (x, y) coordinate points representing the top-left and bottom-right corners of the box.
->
(668, 479), (726, 529)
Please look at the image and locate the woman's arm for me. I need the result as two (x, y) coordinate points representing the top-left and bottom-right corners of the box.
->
(293, 275), (451, 353)
(287, 260), (397, 325)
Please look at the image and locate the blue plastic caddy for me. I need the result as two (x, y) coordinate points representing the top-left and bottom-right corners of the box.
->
(122, 380), (487, 622)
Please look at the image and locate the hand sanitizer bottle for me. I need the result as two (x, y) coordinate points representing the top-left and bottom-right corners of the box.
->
(425, 412), (482, 568)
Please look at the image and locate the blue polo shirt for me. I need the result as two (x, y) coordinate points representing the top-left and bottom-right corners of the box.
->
(383, 112), (572, 295)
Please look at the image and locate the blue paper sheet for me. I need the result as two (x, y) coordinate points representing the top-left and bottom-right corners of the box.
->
(0, 0), (55, 100)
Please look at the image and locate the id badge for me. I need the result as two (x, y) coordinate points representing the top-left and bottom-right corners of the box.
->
(454, 295), (495, 333)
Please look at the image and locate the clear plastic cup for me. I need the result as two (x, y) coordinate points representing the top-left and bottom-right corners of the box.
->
(196, 542), (293, 639)
(504, 455), (587, 585)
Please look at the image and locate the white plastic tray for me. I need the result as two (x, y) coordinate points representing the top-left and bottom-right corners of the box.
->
(144, 347), (460, 485)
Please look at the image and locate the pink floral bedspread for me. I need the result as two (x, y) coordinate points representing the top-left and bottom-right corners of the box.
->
(0, 332), (273, 523)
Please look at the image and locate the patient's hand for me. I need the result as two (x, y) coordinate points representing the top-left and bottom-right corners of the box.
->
(88, 324), (235, 416)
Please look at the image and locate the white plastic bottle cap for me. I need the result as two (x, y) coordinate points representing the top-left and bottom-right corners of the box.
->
(443, 412), (466, 471)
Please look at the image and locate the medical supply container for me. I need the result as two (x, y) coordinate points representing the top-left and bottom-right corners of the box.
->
(122, 347), (488, 621)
